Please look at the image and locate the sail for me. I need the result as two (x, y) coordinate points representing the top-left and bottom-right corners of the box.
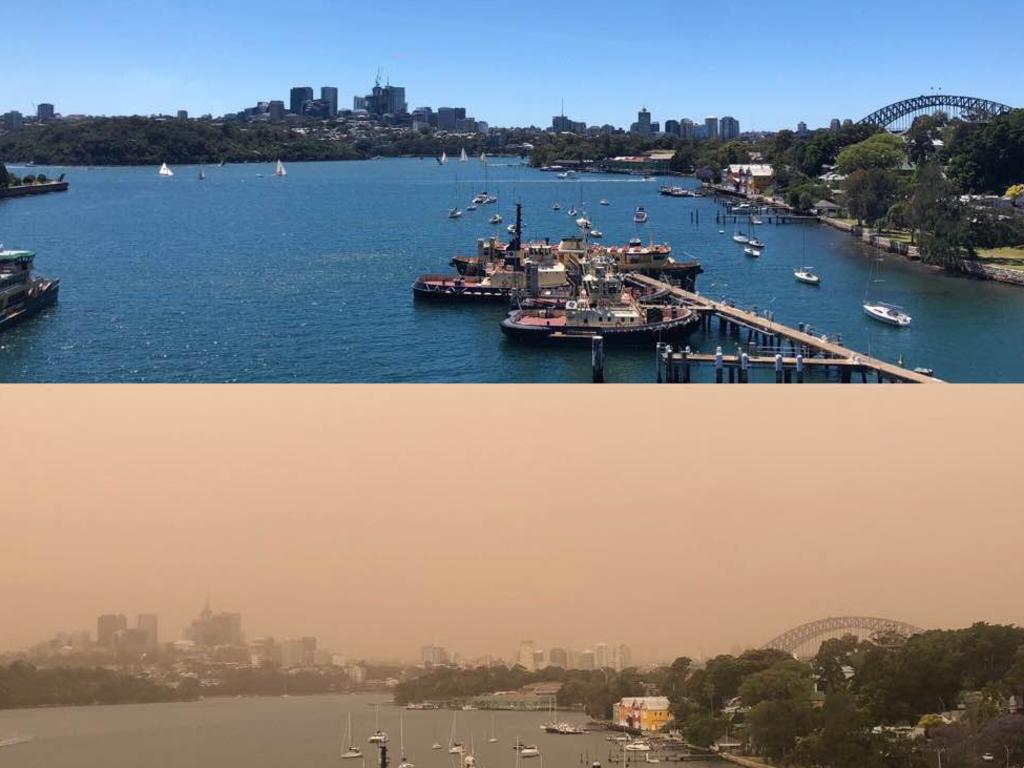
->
(198, 166), (206, 180)
(479, 153), (487, 164)
(460, 148), (468, 162)
(159, 163), (173, 177)
(441, 152), (448, 165)
(275, 160), (287, 177)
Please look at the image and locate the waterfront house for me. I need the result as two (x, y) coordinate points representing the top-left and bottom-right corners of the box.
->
(722, 164), (774, 195)
(613, 696), (672, 732)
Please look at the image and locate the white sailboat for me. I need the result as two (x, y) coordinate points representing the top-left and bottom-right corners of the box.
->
(489, 714), (499, 743)
(794, 267), (820, 285)
(460, 148), (469, 163)
(341, 713), (363, 759)
(198, 166), (206, 181)
(479, 152), (487, 164)
(368, 703), (389, 744)
(441, 152), (448, 165)
(448, 712), (465, 754)
(274, 160), (288, 177)
(398, 716), (415, 768)
(158, 162), (174, 177)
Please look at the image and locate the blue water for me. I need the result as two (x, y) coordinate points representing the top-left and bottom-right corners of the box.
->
(2, 159), (1023, 382)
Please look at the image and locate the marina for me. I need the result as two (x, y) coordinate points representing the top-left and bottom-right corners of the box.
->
(2, 159), (1024, 382)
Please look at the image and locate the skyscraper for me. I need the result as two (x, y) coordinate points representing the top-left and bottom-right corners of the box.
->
(518, 640), (536, 672)
(680, 119), (695, 139)
(704, 116), (719, 140)
(633, 107), (653, 136)
(797, 121), (809, 137)
(97, 614), (127, 647)
(719, 116), (740, 140)
(290, 86), (314, 115)
(3, 111), (24, 131)
(268, 101), (286, 121)
(664, 119), (680, 137)
(137, 614), (158, 648)
(595, 642), (609, 669)
(548, 647), (568, 668)
(830, 118), (842, 133)
(37, 103), (55, 122)
(321, 87), (339, 118)
(436, 107), (466, 131)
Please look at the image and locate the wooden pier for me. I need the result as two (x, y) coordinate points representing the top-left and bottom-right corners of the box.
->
(624, 273), (941, 384)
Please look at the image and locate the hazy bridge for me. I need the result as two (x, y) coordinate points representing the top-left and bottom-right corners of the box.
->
(859, 94), (1014, 133)
(764, 616), (926, 659)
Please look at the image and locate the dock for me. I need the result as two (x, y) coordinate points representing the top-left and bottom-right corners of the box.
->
(624, 273), (941, 384)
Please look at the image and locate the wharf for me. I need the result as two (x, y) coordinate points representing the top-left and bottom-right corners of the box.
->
(0, 181), (69, 199)
(624, 273), (941, 384)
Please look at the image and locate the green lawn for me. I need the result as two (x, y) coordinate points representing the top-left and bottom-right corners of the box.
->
(977, 247), (1024, 270)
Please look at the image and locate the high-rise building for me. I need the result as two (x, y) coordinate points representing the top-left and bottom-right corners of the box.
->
(579, 649), (596, 670)
(185, 602), (243, 646)
(137, 614), (158, 648)
(548, 647), (568, 668)
(3, 111), (24, 131)
(97, 614), (127, 647)
(680, 119), (695, 139)
(177, 110), (189, 120)
(436, 107), (466, 131)
(320, 87), (339, 118)
(719, 116), (740, 140)
(280, 638), (307, 668)
(830, 118), (842, 133)
(268, 101), (286, 121)
(533, 650), (547, 669)
(518, 640), (536, 672)
(382, 85), (407, 115)
(797, 121), (809, 137)
(632, 107), (653, 136)
(421, 645), (449, 666)
(113, 628), (151, 653)
(617, 644), (633, 669)
(37, 103), (55, 122)
(595, 642), (609, 669)
(704, 116), (719, 140)
(664, 119), (680, 137)
(290, 86), (314, 115)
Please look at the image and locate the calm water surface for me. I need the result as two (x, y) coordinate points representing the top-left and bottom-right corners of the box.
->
(0, 693), (707, 768)
(2, 159), (1023, 382)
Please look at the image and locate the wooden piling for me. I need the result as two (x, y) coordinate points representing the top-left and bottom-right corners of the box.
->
(592, 336), (605, 383)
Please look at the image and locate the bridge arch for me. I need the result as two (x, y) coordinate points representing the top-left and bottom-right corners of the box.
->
(764, 616), (926, 658)
(859, 95), (1013, 133)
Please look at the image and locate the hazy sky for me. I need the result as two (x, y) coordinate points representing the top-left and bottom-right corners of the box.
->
(1, 1), (1021, 130)
(4, 387), (1022, 662)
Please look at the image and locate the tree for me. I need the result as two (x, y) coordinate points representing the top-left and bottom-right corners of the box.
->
(0, 161), (9, 189)
(739, 659), (814, 707)
(747, 698), (816, 761)
(844, 169), (900, 227)
(947, 110), (1024, 193)
(836, 133), (906, 175)
(814, 635), (861, 694)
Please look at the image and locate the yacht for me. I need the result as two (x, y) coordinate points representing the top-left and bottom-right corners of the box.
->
(794, 268), (821, 285)
(158, 162), (174, 177)
(489, 214), (503, 225)
(732, 233), (750, 244)
(589, 229), (604, 239)
(448, 208), (463, 219)
(633, 206), (649, 224)
(557, 170), (577, 179)
(520, 747), (541, 758)
(576, 216), (592, 230)
(863, 302), (912, 327)
(600, 199), (610, 206)
(748, 237), (766, 249)
(341, 714), (363, 759)
(368, 731), (389, 744)
(624, 742), (652, 753)
(553, 203), (562, 211)
(743, 247), (761, 258)
(467, 204), (479, 212)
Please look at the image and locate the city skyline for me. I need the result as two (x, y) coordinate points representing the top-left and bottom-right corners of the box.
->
(1, 2), (1020, 131)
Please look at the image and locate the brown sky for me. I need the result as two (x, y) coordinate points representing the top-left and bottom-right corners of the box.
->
(4, 385), (1022, 662)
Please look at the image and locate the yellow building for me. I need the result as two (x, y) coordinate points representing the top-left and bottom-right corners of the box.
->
(614, 696), (672, 732)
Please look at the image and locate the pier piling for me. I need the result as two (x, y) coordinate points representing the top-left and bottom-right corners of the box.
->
(592, 336), (605, 383)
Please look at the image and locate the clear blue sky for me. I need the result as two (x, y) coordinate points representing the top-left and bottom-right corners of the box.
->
(2, 0), (1021, 131)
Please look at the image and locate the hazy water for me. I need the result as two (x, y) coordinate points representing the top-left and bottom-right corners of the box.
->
(0, 693), (712, 768)
(2, 159), (1023, 382)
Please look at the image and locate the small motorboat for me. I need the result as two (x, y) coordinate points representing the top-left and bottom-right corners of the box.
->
(744, 247), (762, 258)
(576, 217), (592, 230)
(489, 214), (503, 225)
(448, 208), (463, 219)
(751, 217), (764, 225)
(863, 302), (912, 327)
(507, 224), (517, 235)
(732, 233), (749, 244)
(467, 204), (479, 211)
(368, 731), (389, 744)
(589, 229), (604, 239)
(624, 742), (652, 753)
(553, 203), (562, 211)
(567, 206), (578, 217)
(431, 743), (443, 751)
(448, 743), (465, 755)
(634, 206), (649, 224)
(600, 199), (610, 206)
(794, 268), (821, 285)
(520, 747), (541, 758)
(749, 238), (766, 249)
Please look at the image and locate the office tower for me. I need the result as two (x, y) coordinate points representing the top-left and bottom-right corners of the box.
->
(617, 644), (633, 669)
(548, 647), (568, 668)
(595, 642), (609, 669)
(113, 628), (151, 653)
(186, 602), (243, 646)
(290, 86), (314, 115)
(633, 107), (652, 136)
(321, 87), (339, 117)
(579, 649), (596, 670)
(664, 119), (680, 137)
(830, 118), (841, 133)
(797, 121), (809, 137)
(382, 85), (407, 115)
(680, 119), (695, 139)
(177, 110), (189, 120)
(97, 614), (127, 647)
(518, 640), (536, 671)
(720, 116), (740, 140)
(137, 614), (158, 648)
(704, 116), (719, 139)
(436, 107), (466, 131)
(268, 101), (286, 121)
(37, 103), (55, 122)
(421, 645), (448, 666)
(3, 111), (24, 131)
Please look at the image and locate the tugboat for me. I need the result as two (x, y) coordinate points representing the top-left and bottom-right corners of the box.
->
(558, 236), (703, 291)
(0, 247), (60, 331)
(500, 260), (699, 346)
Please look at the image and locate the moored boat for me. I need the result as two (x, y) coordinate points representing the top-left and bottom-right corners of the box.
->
(633, 206), (649, 224)
(794, 268), (820, 285)
(0, 248), (60, 331)
(863, 302), (912, 327)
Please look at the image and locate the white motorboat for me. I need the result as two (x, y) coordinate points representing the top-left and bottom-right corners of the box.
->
(590, 229), (604, 239)
(744, 247), (762, 258)
(520, 747), (540, 758)
(748, 238), (766, 249)
(368, 731), (389, 744)
(553, 203), (562, 211)
(751, 217), (763, 225)
(432, 743), (443, 751)
(600, 199), (610, 206)
(576, 217), (592, 230)
(863, 302), (912, 327)
(467, 204), (479, 211)
(489, 214), (503, 225)
(794, 268), (821, 285)
(732, 233), (749, 244)
(507, 224), (517, 234)
(158, 162), (174, 177)
(634, 206), (649, 224)
(448, 208), (463, 219)
(625, 742), (652, 753)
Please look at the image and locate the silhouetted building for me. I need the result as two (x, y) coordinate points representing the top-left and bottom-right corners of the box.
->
(321, 86), (339, 118)
(632, 107), (653, 136)
(177, 110), (189, 120)
(37, 103), (55, 122)
(830, 118), (841, 133)
(113, 628), (151, 653)
(97, 614), (127, 647)
(664, 119), (680, 136)
(137, 614), (158, 648)
(268, 100), (286, 121)
(436, 107), (466, 131)
(548, 647), (568, 668)
(797, 121), (809, 137)
(290, 86), (314, 115)
(186, 602), (243, 646)
(421, 645), (449, 666)
(680, 119), (695, 139)
(3, 111), (24, 131)
(704, 116), (719, 139)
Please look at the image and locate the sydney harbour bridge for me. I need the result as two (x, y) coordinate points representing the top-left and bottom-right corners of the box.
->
(764, 616), (926, 659)
(858, 94), (1014, 133)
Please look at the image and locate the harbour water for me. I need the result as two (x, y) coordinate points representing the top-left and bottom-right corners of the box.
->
(0, 693), (712, 768)
(2, 158), (1023, 382)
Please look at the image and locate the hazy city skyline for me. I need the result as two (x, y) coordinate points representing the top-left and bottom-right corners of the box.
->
(4, 388), (1023, 663)
(1, 2), (1020, 131)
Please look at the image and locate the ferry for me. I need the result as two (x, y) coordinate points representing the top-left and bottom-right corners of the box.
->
(0, 248), (60, 331)
(500, 261), (699, 346)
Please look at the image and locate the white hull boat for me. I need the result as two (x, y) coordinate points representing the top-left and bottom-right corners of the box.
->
(863, 302), (912, 327)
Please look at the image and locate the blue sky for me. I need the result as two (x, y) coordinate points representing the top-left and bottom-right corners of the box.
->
(2, 0), (1021, 131)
